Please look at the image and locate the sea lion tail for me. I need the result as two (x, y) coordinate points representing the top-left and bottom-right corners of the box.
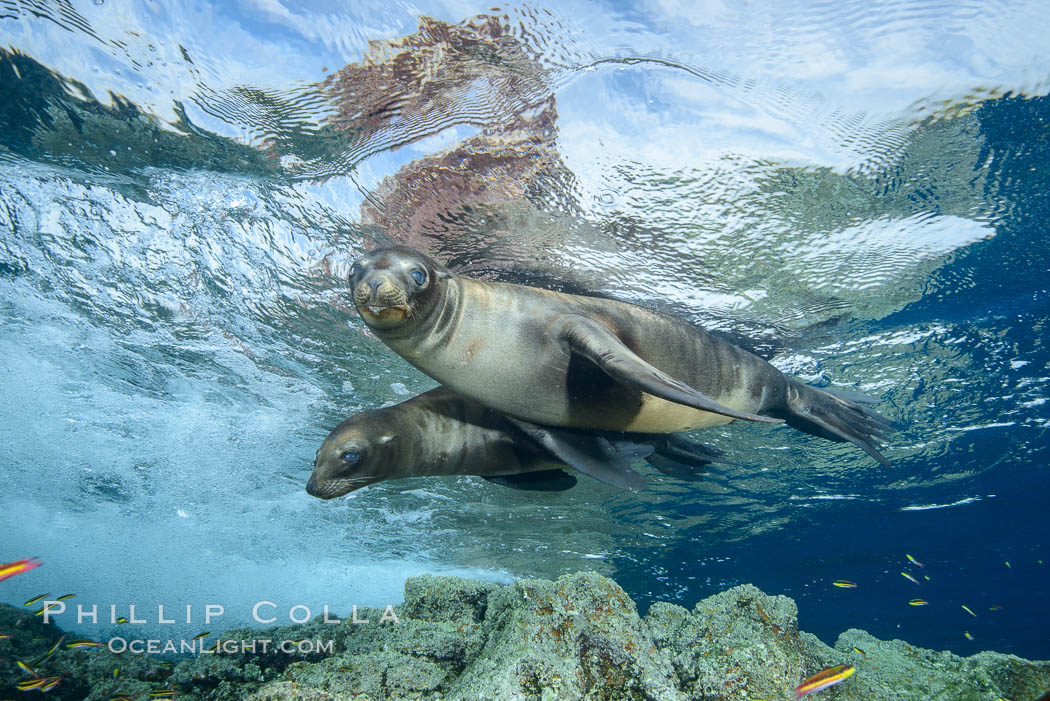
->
(778, 383), (895, 467)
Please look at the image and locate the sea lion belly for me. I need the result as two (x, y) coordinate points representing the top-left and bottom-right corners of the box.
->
(621, 395), (735, 433)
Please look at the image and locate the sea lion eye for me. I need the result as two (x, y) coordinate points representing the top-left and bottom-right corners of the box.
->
(411, 269), (426, 285)
(348, 264), (360, 279)
(340, 450), (361, 463)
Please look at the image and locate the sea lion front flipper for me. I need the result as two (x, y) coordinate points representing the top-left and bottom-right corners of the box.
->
(483, 470), (578, 491)
(505, 417), (648, 491)
(556, 315), (783, 424)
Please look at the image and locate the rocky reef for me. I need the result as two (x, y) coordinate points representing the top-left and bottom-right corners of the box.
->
(2, 572), (1048, 700)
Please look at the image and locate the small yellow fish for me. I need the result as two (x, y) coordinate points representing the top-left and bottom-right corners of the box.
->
(924, 575), (930, 581)
(41, 677), (61, 692)
(962, 605), (977, 618)
(116, 617), (128, 624)
(0, 633), (11, 639)
(67, 640), (103, 649)
(901, 572), (920, 585)
(192, 632), (210, 641)
(964, 631), (975, 640)
(906, 554), (924, 568)
(16, 678), (48, 691)
(113, 667), (120, 678)
(852, 646), (866, 657)
(56, 594), (76, 601)
(909, 599), (929, 606)
(17, 660), (38, 677)
(989, 605), (1004, 611)
(23, 593), (50, 607)
(43, 635), (66, 658)
(149, 690), (178, 698)
(832, 580), (857, 588)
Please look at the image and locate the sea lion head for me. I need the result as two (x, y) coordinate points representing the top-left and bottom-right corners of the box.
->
(348, 246), (451, 332)
(307, 415), (399, 499)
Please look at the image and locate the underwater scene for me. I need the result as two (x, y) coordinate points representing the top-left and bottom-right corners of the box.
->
(2, 0), (1049, 698)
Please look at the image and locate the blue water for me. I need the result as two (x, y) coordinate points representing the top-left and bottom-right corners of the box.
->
(2, 0), (1049, 668)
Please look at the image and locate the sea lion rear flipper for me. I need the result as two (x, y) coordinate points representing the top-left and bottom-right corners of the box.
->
(556, 315), (783, 424)
(505, 417), (648, 491)
(646, 454), (709, 481)
(779, 384), (895, 467)
(653, 434), (733, 467)
(645, 434), (733, 481)
(483, 470), (578, 491)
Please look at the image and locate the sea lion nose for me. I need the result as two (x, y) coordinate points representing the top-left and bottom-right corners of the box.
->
(354, 275), (382, 304)
(306, 476), (321, 497)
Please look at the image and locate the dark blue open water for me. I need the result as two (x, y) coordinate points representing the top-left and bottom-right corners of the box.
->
(1, 0), (1048, 671)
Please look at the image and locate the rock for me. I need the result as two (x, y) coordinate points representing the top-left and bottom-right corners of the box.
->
(449, 572), (680, 700)
(647, 583), (815, 700)
(828, 628), (1050, 701)
(402, 573), (498, 624)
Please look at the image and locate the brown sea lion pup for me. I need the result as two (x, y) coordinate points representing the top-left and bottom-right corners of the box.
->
(307, 387), (729, 498)
(346, 246), (893, 466)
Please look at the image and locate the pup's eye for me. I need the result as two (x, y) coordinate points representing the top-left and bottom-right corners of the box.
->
(348, 264), (360, 279)
(411, 270), (426, 285)
(341, 450), (361, 463)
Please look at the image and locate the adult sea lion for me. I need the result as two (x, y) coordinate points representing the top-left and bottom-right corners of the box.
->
(347, 246), (893, 466)
(307, 387), (728, 498)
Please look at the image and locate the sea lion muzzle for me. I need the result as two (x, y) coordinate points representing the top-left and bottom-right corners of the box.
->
(353, 276), (410, 326)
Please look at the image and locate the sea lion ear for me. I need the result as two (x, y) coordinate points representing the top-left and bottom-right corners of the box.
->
(378, 434), (396, 444)
(434, 268), (452, 280)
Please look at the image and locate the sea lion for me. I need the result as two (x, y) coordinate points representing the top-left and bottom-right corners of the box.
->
(347, 246), (893, 466)
(307, 387), (728, 498)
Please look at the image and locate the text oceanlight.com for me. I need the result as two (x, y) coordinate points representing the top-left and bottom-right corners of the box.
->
(108, 638), (337, 655)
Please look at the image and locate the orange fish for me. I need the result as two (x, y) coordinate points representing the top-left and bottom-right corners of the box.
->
(795, 664), (855, 697)
(0, 557), (41, 583)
